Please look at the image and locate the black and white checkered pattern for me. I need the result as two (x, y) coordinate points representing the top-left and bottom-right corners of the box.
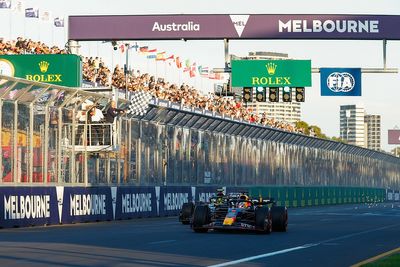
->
(126, 90), (153, 116)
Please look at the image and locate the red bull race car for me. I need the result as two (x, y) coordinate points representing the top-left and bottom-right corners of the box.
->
(180, 191), (288, 234)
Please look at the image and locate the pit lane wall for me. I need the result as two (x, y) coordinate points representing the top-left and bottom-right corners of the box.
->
(0, 185), (394, 228)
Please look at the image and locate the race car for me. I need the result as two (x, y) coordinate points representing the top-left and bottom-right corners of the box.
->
(191, 194), (288, 234)
(179, 188), (226, 225)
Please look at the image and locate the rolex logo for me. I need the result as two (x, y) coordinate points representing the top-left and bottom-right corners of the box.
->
(38, 61), (50, 73)
(266, 63), (277, 75)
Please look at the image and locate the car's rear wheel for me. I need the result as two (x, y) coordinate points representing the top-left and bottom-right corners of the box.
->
(255, 207), (272, 234)
(180, 202), (194, 225)
(192, 205), (210, 233)
(271, 206), (288, 232)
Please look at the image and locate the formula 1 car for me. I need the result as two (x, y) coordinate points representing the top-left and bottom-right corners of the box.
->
(179, 189), (226, 225)
(191, 195), (288, 234)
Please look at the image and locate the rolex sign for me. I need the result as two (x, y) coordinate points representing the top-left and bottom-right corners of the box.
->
(0, 54), (82, 87)
(231, 60), (312, 87)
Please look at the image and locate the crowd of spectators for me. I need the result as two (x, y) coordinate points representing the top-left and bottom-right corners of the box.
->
(0, 37), (300, 133)
(0, 37), (67, 55)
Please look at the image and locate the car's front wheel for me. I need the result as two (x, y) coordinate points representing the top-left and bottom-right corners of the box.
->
(192, 205), (210, 233)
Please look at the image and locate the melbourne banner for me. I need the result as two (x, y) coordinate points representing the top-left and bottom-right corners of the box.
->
(388, 129), (400, 145)
(69, 15), (400, 40)
(231, 60), (311, 87)
(0, 187), (59, 228)
(320, 68), (361, 96)
(0, 54), (82, 87)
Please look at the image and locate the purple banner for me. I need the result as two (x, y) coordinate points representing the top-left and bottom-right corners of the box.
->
(158, 186), (191, 216)
(388, 129), (400, 145)
(61, 186), (113, 223)
(115, 186), (157, 219)
(69, 14), (400, 40)
(0, 187), (59, 228)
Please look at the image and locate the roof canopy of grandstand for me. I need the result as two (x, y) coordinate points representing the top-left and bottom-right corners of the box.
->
(0, 74), (129, 108)
(68, 14), (400, 41)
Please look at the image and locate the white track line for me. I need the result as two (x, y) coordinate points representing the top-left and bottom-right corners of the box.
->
(208, 244), (318, 267)
(148, 239), (176, 245)
(208, 223), (400, 267)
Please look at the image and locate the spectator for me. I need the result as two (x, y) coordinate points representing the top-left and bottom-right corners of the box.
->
(0, 37), (301, 134)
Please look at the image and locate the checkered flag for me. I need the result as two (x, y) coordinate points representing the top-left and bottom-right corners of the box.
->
(126, 90), (153, 116)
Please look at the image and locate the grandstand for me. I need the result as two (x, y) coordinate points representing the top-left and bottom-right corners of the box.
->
(1, 37), (299, 133)
(0, 37), (399, 228)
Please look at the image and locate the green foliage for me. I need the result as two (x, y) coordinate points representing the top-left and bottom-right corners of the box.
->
(362, 252), (400, 267)
(331, 136), (347, 143)
(295, 121), (309, 135)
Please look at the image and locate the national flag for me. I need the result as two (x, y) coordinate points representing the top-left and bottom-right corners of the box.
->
(0, 0), (11, 9)
(41, 10), (51, 21)
(183, 67), (190, 72)
(209, 72), (223, 80)
(189, 69), (196, 78)
(54, 17), (64, 27)
(126, 90), (153, 116)
(191, 63), (197, 72)
(166, 54), (174, 60)
(15, 1), (24, 13)
(139, 46), (148, 54)
(156, 52), (166, 61)
(25, 7), (39, 18)
(119, 44), (125, 53)
(185, 59), (191, 68)
(201, 67), (209, 77)
(175, 57), (182, 69)
(146, 48), (157, 59)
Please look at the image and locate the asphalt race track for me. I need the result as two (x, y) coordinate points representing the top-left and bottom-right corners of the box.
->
(1, 202), (400, 267)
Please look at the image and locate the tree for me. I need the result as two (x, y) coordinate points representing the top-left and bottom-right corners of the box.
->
(331, 136), (347, 143)
(391, 147), (400, 157)
(295, 121), (310, 135)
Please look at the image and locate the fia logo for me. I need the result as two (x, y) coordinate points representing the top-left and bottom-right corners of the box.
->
(326, 72), (355, 92)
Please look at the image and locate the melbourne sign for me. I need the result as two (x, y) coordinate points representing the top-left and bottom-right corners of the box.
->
(0, 54), (82, 87)
(69, 15), (400, 40)
(320, 68), (361, 96)
(231, 60), (311, 87)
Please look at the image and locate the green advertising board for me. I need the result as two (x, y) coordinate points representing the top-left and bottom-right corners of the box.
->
(0, 54), (82, 87)
(231, 60), (312, 87)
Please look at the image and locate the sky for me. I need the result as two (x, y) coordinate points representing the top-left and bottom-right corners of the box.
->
(1, 0), (400, 151)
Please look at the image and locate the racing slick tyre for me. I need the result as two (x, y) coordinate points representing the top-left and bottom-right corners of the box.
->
(180, 202), (194, 225)
(192, 205), (210, 233)
(271, 206), (288, 232)
(255, 207), (272, 234)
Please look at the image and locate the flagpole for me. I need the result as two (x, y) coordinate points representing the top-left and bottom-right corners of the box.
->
(9, 7), (12, 40)
(155, 60), (158, 80)
(164, 61), (167, 80)
(51, 24), (54, 45)
(23, 14), (26, 38)
(38, 18), (41, 41)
